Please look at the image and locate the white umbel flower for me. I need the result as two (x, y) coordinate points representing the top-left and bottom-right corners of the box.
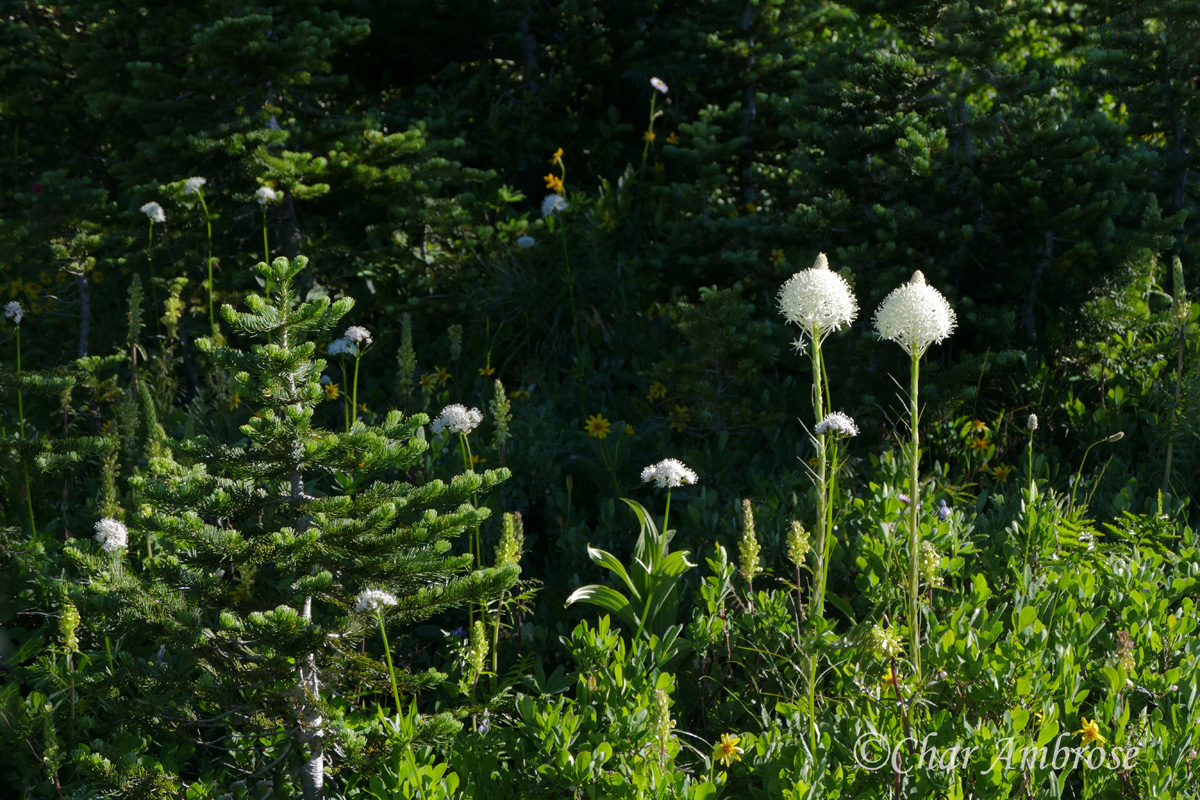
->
(355, 588), (398, 613)
(140, 201), (166, 223)
(5, 301), (24, 324)
(542, 194), (569, 217)
(185, 176), (207, 195)
(778, 253), (858, 342)
(343, 326), (373, 348)
(873, 270), (956, 357)
(255, 186), (279, 206)
(640, 458), (699, 489)
(431, 404), (484, 436)
(814, 411), (859, 438)
(94, 517), (128, 553)
(517, 236), (535, 249)
(327, 338), (352, 356)
(650, 76), (668, 94)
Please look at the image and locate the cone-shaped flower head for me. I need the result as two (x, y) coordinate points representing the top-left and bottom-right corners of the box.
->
(354, 588), (398, 613)
(94, 517), (128, 553)
(640, 458), (698, 489)
(873, 270), (956, 357)
(140, 201), (166, 223)
(184, 176), (207, 195)
(5, 301), (24, 324)
(255, 186), (279, 206)
(778, 253), (858, 343)
(431, 404), (483, 436)
(1027, 414), (1038, 432)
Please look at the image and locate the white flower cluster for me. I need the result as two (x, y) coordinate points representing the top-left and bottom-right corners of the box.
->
(255, 186), (279, 206)
(814, 411), (859, 438)
(873, 270), (956, 357)
(542, 194), (569, 217)
(1027, 414), (1038, 432)
(327, 338), (351, 356)
(355, 588), (398, 613)
(431, 404), (483, 436)
(640, 458), (699, 489)
(185, 176), (207, 195)
(140, 201), (166, 223)
(778, 253), (858, 341)
(94, 517), (128, 553)
(343, 326), (373, 348)
(5, 301), (24, 324)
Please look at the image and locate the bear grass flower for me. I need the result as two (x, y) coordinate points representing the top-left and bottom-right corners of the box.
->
(255, 186), (279, 206)
(184, 176), (207, 195)
(542, 194), (569, 217)
(431, 404), (484, 436)
(713, 733), (743, 767)
(641, 458), (698, 489)
(94, 517), (128, 553)
(814, 411), (859, 438)
(778, 253), (858, 343)
(873, 270), (957, 357)
(5, 301), (24, 324)
(140, 201), (166, 223)
(354, 588), (398, 614)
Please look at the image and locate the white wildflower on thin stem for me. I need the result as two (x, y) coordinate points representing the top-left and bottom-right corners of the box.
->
(814, 411), (859, 438)
(255, 186), (279, 206)
(5, 301), (24, 324)
(140, 201), (166, 223)
(431, 404), (484, 436)
(778, 253), (859, 345)
(185, 176), (207, 195)
(355, 588), (398, 613)
(873, 270), (956, 357)
(650, 77), (668, 94)
(1027, 414), (1038, 432)
(344, 326), (373, 348)
(327, 338), (352, 356)
(640, 458), (698, 489)
(94, 517), (128, 553)
(542, 194), (569, 217)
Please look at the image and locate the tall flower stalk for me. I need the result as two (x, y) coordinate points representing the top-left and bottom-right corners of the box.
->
(7, 302), (35, 534)
(778, 253), (857, 753)
(256, 186), (279, 266)
(873, 270), (956, 680)
(641, 77), (668, 174)
(543, 148), (583, 415)
(185, 177), (215, 331)
(140, 202), (165, 335)
(356, 589), (403, 718)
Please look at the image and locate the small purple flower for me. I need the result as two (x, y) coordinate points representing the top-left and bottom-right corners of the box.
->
(479, 708), (491, 734)
(450, 627), (468, 639)
(898, 493), (910, 504)
(938, 499), (951, 520)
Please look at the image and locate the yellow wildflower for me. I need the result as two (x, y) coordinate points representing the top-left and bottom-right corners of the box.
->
(970, 436), (989, 452)
(654, 162), (664, 173)
(1075, 717), (1106, 746)
(666, 132), (679, 145)
(544, 173), (564, 194)
(479, 364), (495, 376)
(643, 130), (656, 143)
(358, 403), (369, 414)
(882, 666), (900, 690)
(230, 394), (240, 409)
(324, 382), (340, 401)
(647, 381), (667, 401)
(584, 414), (612, 440)
(549, 147), (563, 165)
(770, 249), (784, 265)
(991, 464), (1014, 481)
(972, 420), (989, 432)
(601, 210), (617, 231)
(419, 373), (434, 391)
(713, 733), (743, 767)
(625, 424), (635, 435)
(471, 454), (486, 466)
(434, 366), (451, 385)
(668, 405), (691, 432)
(511, 388), (530, 400)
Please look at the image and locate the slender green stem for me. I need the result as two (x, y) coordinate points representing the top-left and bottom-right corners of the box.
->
(262, 208), (270, 266)
(907, 352), (922, 680)
(147, 223), (161, 336)
(341, 356), (351, 433)
(198, 191), (214, 331)
(376, 612), (403, 719)
(662, 487), (672, 538)
(351, 354), (362, 428)
(16, 325), (35, 535)
(1025, 432), (1035, 567)
(807, 333), (827, 758)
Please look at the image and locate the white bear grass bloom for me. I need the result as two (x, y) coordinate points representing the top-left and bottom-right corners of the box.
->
(185, 176), (207, 195)
(140, 201), (166, 223)
(640, 458), (699, 489)
(94, 517), (128, 553)
(5, 301), (24, 324)
(778, 253), (858, 344)
(355, 588), (398, 614)
(814, 411), (859, 438)
(542, 194), (569, 217)
(873, 270), (956, 357)
(255, 186), (279, 206)
(431, 404), (484, 436)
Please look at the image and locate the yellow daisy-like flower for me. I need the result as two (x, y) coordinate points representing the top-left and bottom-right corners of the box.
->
(713, 733), (743, 767)
(882, 666), (900, 690)
(992, 464), (1014, 481)
(647, 381), (667, 401)
(544, 173), (564, 194)
(643, 130), (656, 143)
(479, 364), (495, 376)
(668, 404), (691, 432)
(358, 403), (369, 414)
(770, 249), (785, 265)
(666, 132), (679, 145)
(625, 424), (635, 435)
(324, 382), (340, 401)
(972, 420), (989, 432)
(471, 454), (486, 466)
(1075, 717), (1106, 746)
(970, 436), (989, 452)
(434, 366), (451, 385)
(745, 202), (757, 213)
(584, 414), (612, 440)
(419, 374), (434, 391)
(601, 209), (618, 231)
(230, 394), (240, 409)
(549, 147), (563, 165)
